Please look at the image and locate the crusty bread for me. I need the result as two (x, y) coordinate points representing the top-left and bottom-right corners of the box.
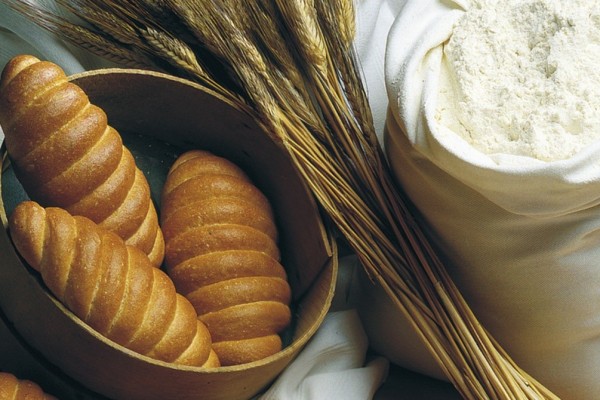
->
(8, 201), (219, 367)
(0, 55), (164, 266)
(0, 372), (56, 400)
(161, 150), (292, 366)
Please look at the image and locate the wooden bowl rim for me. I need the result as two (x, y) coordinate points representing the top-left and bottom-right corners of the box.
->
(0, 68), (338, 377)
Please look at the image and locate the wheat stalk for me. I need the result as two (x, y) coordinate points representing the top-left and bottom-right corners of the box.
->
(4, 1), (560, 399)
(219, 3), (558, 399)
(139, 26), (209, 83)
(61, 1), (138, 45)
(314, 1), (375, 143)
(255, 2), (499, 395)
(170, 4), (556, 398)
(242, 2), (311, 106)
(6, 0), (154, 68)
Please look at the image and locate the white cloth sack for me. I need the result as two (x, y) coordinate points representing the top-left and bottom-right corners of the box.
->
(368, 0), (600, 398)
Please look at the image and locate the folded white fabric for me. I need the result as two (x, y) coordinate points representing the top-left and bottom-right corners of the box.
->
(378, 0), (600, 398)
(260, 309), (389, 400)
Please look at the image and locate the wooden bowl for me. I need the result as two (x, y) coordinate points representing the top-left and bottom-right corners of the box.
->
(0, 69), (337, 400)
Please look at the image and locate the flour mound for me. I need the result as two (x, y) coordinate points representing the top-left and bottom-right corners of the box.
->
(437, 0), (600, 161)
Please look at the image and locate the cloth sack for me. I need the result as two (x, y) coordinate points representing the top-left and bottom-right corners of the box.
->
(367, 0), (600, 398)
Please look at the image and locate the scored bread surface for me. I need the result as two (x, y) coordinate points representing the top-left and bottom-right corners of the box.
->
(161, 150), (292, 366)
(8, 201), (219, 368)
(0, 54), (164, 266)
(0, 372), (57, 400)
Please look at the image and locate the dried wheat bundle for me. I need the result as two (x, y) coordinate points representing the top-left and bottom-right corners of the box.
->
(5, 0), (559, 398)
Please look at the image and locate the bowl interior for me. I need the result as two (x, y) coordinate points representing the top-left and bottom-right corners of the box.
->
(0, 69), (337, 400)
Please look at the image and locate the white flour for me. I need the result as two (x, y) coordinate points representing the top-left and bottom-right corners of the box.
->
(436, 0), (600, 161)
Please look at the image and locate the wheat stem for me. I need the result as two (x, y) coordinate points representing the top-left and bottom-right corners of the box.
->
(4, 1), (560, 398)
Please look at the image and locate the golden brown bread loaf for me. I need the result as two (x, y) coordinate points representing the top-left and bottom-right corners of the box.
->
(0, 55), (164, 266)
(0, 372), (56, 400)
(8, 201), (219, 368)
(161, 150), (292, 366)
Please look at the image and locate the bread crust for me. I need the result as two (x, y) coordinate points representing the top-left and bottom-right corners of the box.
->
(0, 372), (57, 400)
(161, 150), (292, 366)
(8, 201), (217, 367)
(0, 55), (164, 266)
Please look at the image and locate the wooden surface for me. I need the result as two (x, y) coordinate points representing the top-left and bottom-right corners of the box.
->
(2, 308), (462, 400)
(0, 68), (462, 400)
(1, 311), (463, 400)
(0, 69), (337, 400)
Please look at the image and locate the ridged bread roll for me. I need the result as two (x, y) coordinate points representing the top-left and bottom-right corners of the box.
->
(0, 372), (56, 400)
(161, 150), (292, 366)
(0, 55), (164, 266)
(8, 201), (219, 368)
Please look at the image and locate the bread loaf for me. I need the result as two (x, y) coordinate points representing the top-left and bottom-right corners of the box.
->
(8, 201), (219, 368)
(0, 55), (164, 266)
(161, 150), (292, 366)
(0, 372), (56, 400)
